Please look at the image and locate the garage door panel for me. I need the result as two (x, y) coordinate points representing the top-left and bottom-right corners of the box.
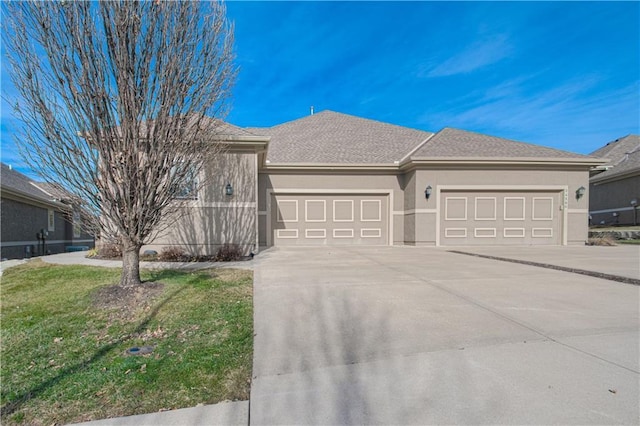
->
(305, 200), (326, 222)
(440, 190), (561, 246)
(276, 200), (298, 222)
(445, 197), (467, 220)
(273, 194), (388, 246)
(475, 197), (496, 220)
(532, 197), (553, 220)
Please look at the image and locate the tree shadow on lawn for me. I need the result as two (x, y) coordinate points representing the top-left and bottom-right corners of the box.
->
(0, 274), (190, 419)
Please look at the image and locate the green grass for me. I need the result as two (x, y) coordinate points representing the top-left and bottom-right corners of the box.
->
(617, 239), (640, 245)
(1, 260), (253, 426)
(589, 225), (640, 231)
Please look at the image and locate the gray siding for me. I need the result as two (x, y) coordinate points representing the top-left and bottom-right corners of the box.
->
(590, 175), (640, 226)
(0, 197), (94, 259)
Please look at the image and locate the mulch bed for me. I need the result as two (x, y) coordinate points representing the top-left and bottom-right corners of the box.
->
(92, 281), (165, 313)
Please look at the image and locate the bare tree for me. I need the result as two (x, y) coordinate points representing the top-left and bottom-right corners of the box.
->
(3, 0), (236, 287)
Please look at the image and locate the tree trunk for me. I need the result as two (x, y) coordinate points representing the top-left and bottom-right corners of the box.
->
(120, 244), (142, 288)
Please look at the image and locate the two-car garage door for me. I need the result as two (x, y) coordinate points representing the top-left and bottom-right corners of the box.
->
(440, 190), (563, 246)
(269, 190), (563, 247)
(271, 193), (388, 246)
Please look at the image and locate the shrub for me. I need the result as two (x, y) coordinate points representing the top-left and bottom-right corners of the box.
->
(97, 243), (122, 259)
(85, 248), (98, 258)
(586, 236), (617, 246)
(214, 244), (243, 262)
(158, 246), (188, 262)
(140, 250), (158, 261)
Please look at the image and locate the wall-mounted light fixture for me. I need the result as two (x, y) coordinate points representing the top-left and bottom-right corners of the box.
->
(225, 183), (234, 197)
(425, 185), (432, 200)
(576, 186), (586, 200)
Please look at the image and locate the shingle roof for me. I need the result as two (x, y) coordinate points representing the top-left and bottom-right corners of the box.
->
(412, 127), (595, 160)
(0, 163), (59, 204)
(108, 116), (261, 140)
(201, 117), (262, 138)
(590, 134), (639, 158)
(252, 111), (433, 164)
(589, 135), (640, 180)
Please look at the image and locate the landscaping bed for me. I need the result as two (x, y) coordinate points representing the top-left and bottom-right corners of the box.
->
(0, 260), (253, 425)
(588, 226), (640, 245)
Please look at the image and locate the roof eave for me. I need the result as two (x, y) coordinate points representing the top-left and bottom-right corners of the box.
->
(590, 167), (640, 184)
(0, 186), (69, 209)
(261, 162), (399, 172)
(404, 156), (608, 168)
(217, 136), (270, 154)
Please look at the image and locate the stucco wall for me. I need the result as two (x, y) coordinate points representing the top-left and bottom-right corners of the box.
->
(412, 167), (590, 245)
(402, 171), (417, 244)
(144, 152), (258, 256)
(257, 167), (591, 247)
(589, 175), (640, 226)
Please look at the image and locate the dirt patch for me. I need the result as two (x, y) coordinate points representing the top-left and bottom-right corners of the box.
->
(210, 268), (253, 283)
(92, 281), (165, 313)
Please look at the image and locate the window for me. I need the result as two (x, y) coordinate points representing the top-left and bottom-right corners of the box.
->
(175, 168), (198, 199)
(73, 211), (82, 238)
(48, 209), (55, 232)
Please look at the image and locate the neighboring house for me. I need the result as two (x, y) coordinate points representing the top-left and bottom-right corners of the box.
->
(0, 163), (94, 259)
(145, 110), (605, 253)
(588, 135), (640, 226)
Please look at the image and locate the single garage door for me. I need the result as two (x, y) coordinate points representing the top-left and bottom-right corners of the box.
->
(271, 193), (388, 246)
(440, 190), (562, 246)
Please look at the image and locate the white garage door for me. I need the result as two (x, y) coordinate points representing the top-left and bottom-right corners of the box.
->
(440, 190), (562, 246)
(271, 193), (388, 246)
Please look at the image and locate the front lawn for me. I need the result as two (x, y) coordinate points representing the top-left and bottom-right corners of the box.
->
(0, 260), (253, 426)
(617, 239), (640, 245)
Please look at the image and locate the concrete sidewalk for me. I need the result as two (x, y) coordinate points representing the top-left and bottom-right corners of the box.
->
(40, 250), (255, 271)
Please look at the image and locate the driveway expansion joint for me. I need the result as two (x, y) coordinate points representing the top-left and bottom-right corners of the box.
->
(448, 250), (640, 285)
(348, 248), (640, 375)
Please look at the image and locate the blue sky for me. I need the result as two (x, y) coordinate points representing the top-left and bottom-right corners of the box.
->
(2, 1), (639, 178)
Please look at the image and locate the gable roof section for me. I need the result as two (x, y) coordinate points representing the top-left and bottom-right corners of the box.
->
(0, 163), (64, 207)
(252, 110), (433, 165)
(589, 135), (640, 182)
(411, 128), (597, 162)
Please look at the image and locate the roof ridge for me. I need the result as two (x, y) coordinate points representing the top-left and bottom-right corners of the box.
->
(591, 133), (640, 154)
(270, 110), (433, 134)
(1, 162), (63, 204)
(267, 110), (335, 129)
(399, 133), (436, 163)
(411, 127), (595, 160)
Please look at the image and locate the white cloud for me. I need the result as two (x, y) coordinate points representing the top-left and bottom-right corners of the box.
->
(422, 35), (513, 78)
(419, 78), (639, 154)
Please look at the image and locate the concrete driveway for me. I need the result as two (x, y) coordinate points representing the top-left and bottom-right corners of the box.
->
(250, 246), (639, 425)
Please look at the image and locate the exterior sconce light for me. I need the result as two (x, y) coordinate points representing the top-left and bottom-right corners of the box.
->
(225, 183), (233, 197)
(576, 186), (586, 200)
(425, 185), (432, 200)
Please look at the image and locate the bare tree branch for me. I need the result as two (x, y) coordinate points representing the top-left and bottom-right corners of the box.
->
(3, 0), (237, 287)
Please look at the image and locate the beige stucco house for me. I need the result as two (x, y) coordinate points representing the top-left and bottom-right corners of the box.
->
(145, 110), (606, 254)
(588, 135), (640, 226)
